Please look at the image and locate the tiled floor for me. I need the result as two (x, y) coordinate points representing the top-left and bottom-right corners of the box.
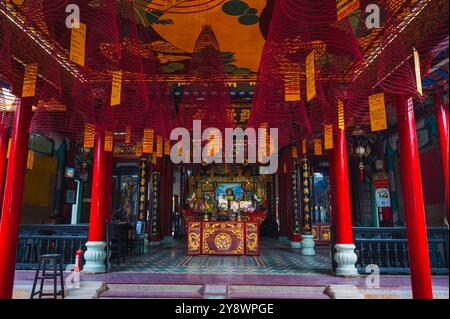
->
(110, 238), (332, 275)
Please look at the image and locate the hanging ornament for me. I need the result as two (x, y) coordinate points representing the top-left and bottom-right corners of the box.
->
(355, 145), (367, 181)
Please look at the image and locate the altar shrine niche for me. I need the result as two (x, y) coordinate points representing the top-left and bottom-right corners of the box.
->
(182, 165), (268, 256)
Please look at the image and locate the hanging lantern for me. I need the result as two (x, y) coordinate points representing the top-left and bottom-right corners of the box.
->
(355, 145), (366, 181)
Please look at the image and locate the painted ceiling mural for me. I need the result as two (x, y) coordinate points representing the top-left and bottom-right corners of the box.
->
(121, 0), (272, 75)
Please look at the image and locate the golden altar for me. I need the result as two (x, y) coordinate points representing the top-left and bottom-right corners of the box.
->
(187, 221), (260, 256)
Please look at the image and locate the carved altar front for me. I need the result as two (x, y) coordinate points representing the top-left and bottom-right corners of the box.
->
(187, 221), (260, 256)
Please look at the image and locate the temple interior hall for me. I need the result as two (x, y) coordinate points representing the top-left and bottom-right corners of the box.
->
(0, 0), (448, 300)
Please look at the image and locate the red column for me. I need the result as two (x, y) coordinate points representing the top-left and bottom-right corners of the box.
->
(88, 128), (106, 242)
(397, 97), (433, 299)
(334, 129), (353, 244)
(434, 95), (449, 220)
(328, 149), (337, 225)
(104, 152), (113, 223)
(0, 127), (10, 214)
(0, 99), (33, 299)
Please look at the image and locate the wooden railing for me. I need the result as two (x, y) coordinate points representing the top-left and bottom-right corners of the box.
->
(16, 225), (89, 269)
(331, 227), (449, 274)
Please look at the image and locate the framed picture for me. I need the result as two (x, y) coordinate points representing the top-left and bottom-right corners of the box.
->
(66, 190), (76, 204)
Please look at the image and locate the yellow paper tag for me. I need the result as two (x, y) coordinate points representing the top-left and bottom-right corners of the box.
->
(413, 48), (423, 96)
(302, 139), (307, 155)
(284, 73), (301, 102)
(151, 154), (157, 165)
(292, 146), (298, 159)
(135, 141), (143, 157)
(83, 123), (95, 148)
(306, 51), (316, 102)
(69, 22), (86, 67)
(337, 0), (360, 21)
(313, 138), (322, 156)
(258, 123), (268, 162)
(22, 64), (38, 98)
(125, 127), (131, 144)
(27, 150), (34, 169)
(338, 99), (345, 130)
(6, 138), (12, 159)
(111, 70), (122, 106)
(324, 124), (333, 150)
(207, 133), (215, 156)
(368, 93), (387, 132)
(156, 135), (163, 158)
(143, 128), (154, 153)
(164, 139), (171, 156)
(104, 130), (113, 152)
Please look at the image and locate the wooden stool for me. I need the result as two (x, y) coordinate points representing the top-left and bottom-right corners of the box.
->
(30, 254), (65, 299)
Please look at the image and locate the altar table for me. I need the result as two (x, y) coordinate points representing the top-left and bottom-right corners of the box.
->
(187, 221), (260, 256)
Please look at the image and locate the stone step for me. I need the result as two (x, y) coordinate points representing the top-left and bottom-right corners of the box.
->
(99, 283), (331, 299)
(13, 281), (106, 299)
(325, 285), (449, 299)
(99, 284), (203, 299)
(228, 285), (330, 299)
(361, 288), (449, 299)
(324, 285), (365, 299)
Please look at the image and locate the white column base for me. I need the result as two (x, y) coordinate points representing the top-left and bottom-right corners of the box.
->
(301, 234), (316, 256)
(83, 241), (106, 274)
(334, 243), (358, 277)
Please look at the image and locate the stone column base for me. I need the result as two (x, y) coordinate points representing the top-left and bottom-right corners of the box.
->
(301, 234), (315, 256)
(83, 241), (106, 274)
(334, 243), (358, 277)
(290, 241), (302, 249)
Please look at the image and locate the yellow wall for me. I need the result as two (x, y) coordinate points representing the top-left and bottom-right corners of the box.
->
(21, 153), (57, 224)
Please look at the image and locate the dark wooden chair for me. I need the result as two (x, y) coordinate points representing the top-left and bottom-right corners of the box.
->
(108, 223), (127, 266)
(127, 229), (145, 257)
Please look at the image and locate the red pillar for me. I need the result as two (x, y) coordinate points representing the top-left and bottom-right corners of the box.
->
(397, 97), (433, 299)
(0, 127), (10, 214)
(331, 127), (358, 276)
(104, 152), (113, 223)
(0, 99), (32, 299)
(434, 95), (449, 220)
(88, 128), (106, 242)
(328, 149), (337, 225)
(334, 129), (354, 245)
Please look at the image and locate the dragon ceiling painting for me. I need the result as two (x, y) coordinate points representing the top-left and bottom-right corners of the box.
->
(116, 0), (273, 75)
